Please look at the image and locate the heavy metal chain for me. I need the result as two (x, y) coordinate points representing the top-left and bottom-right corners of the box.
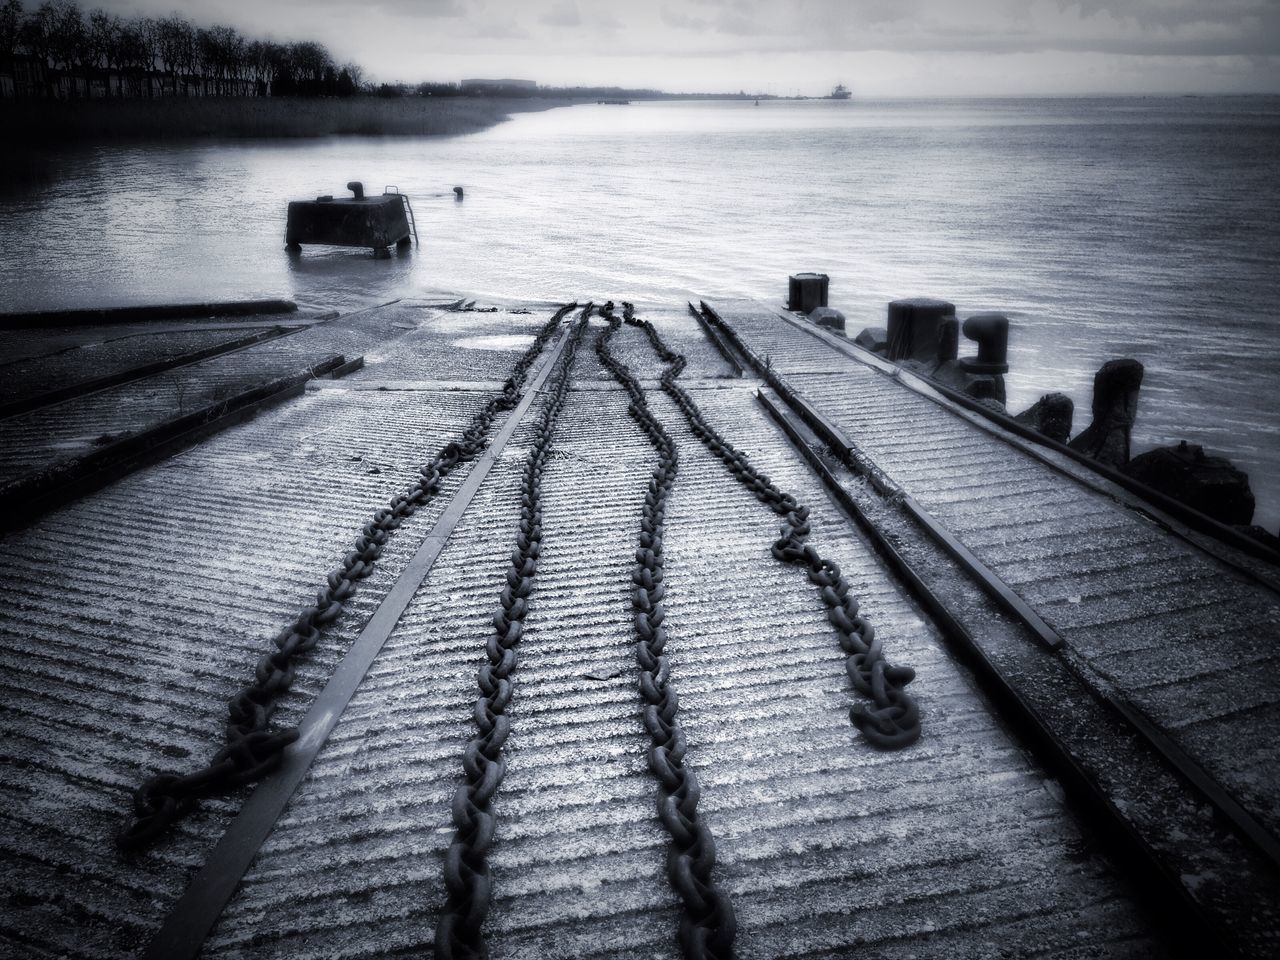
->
(117, 303), (578, 851)
(622, 303), (921, 750)
(434, 310), (588, 960)
(596, 302), (738, 959)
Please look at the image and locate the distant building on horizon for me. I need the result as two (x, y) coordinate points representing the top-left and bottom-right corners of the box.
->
(460, 78), (538, 90)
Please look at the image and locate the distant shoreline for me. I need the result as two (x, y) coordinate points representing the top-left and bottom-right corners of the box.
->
(3, 95), (571, 146)
(7, 92), (1273, 152)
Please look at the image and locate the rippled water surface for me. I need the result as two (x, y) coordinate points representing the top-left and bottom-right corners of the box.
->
(3, 97), (1278, 527)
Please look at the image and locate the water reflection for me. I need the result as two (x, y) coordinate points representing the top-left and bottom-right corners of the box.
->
(283, 240), (417, 308)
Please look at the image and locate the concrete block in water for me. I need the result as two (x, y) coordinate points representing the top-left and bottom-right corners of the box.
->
(854, 327), (888, 353)
(788, 273), (829, 313)
(809, 306), (845, 331)
(886, 297), (955, 363)
(1014, 393), (1074, 444)
(1068, 358), (1143, 468)
(286, 182), (411, 255)
(1124, 440), (1255, 526)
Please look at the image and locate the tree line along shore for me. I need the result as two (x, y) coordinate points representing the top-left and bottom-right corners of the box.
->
(0, 0), (671, 143)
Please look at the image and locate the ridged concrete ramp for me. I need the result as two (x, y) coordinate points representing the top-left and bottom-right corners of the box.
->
(706, 298), (1280, 843)
(0, 298), (1201, 958)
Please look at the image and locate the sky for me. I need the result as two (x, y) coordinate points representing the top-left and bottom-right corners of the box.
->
(89, 0), (1280, 95)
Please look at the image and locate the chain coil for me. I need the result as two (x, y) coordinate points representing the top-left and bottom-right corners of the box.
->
(623, 303), (921, 750)
(117, 303), (578, 851)
(597, 302), (738, 960)
(434, 310), (588, 959)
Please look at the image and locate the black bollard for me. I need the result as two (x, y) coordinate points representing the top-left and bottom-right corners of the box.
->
(886, 298), (955, 363)
(346, 181), (365, 200)
(959, 314), (1009, 374)
(454, 186), (464, 201)
(1068, 359), (1144, 467)
(936, 317), (959, 364)
(788, 273), (829, 314)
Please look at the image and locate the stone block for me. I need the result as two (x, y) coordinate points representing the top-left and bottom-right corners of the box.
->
(286, 183), (411, 253)
(1124, 440), (1255, 525)
(854, 327), (888, 353)
(809, 307), (845, 331)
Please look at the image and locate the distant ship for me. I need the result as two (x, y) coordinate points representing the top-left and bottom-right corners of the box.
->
(829, 83), (851, 100)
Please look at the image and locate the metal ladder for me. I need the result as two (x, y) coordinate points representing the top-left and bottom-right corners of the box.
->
(383, 186), (419, 246)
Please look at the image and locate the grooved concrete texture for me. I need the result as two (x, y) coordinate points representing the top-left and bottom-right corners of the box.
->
(710, 299), (1280, 845)
(0, 301), (434, 490)
(206, 316), (1159, 959)
(2, 302), (1164, 959)
(0, 325), (289, 409)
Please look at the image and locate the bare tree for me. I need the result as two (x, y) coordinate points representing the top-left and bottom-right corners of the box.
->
(86, 9), (120, 95)
(8, 0), (354, 100)
(46, 0), (86, 95)
(0, 0), (23, 75)
(19, 2), (56, 95)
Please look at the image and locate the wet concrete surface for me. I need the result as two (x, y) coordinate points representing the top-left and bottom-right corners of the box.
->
(710, 299), (1280, 850)
(5, 296), (1264, 957)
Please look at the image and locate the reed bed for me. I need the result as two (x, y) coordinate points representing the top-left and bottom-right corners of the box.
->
(3, 95), (562, 143)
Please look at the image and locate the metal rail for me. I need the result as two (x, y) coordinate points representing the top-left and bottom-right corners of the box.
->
(686, 301), (743, 377)
(697, 301), (1280, 880)
(0, 298), (298, 329)
(766, 304), (1280, 570)
(699, 303), (1063, 651)
(0, 324), (304, 421)
(143, 306), (581, 960)
(0, 354), (358, 531)
(753, 387), (1246, 958)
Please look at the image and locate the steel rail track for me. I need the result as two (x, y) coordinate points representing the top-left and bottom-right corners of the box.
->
(755, 386), (1269, 958)
(0, 353), (363, 531)
(140, 304), (583, 960)
(699, 299), (1280, 873)
(0, 324), (306, 421)
(692, 300), (1280, 955)
(759, 302), (1280, 575)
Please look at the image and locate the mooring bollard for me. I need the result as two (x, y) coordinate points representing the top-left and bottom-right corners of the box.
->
(936, 317), (959, 364)
(959, 314), (1009, 374)
(788, 273), (829, 314)
(1068, 358), (1144, 467)
(885, 298), (955, 363)
(454, 186), (464, 201)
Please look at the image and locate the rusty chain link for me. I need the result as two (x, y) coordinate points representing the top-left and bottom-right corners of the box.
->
(595, 302), (738, 959)
(117, 303), (578, 851)
(623, 302), (921, 750)
(434, 308), (588, 959)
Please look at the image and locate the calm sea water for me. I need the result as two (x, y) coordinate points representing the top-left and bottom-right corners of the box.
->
(2, 97), (1278, 528)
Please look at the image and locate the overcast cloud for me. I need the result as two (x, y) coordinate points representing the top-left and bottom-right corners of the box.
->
(85, 0), (1280, 94)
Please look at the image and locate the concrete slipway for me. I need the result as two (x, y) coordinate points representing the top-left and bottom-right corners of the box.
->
(2, 296), (1278, 959)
